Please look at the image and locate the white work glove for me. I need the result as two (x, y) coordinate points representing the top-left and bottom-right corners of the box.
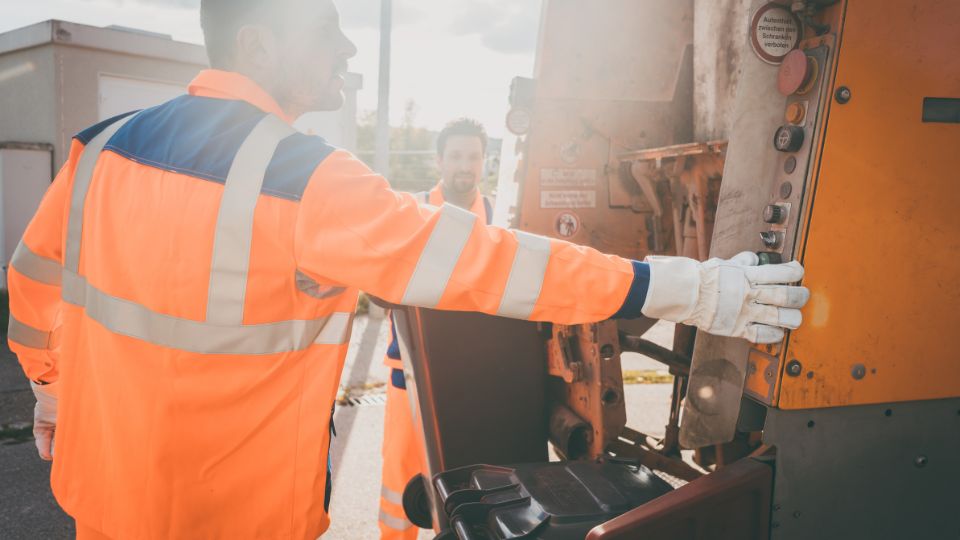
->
(30, 381), (58, 461)
(641, 252), (809, 344)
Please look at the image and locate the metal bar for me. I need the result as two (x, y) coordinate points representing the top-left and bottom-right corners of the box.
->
(618, 332), (691, 375)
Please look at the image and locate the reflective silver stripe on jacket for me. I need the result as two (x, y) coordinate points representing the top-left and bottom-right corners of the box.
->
(496, 231), (552, 319)
(10, 240), (61, 286)
(380, 486), (403, 505)
(400, 203), (476, 307)
(206, 115), (295, 324)
(61, 270), (352, 354)
(61, 113), (352, 354)
(65, 114), (135, 273)
(8, 317), (56, 350)
(378, 509), (413, 531)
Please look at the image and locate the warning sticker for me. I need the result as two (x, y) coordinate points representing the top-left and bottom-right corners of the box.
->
(750, 3), (802, 64)
(540, 168), (597, 188)
(555, 212), (581, 238)
(541, 190), (596, 209)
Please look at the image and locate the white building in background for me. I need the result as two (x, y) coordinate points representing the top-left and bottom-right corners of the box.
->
(0, 20), (362, 286)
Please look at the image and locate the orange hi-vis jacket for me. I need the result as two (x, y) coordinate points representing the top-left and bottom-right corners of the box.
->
(7, 69), (651, 539)
(379, 185), (490, 537)
(383, 185), (490, 372)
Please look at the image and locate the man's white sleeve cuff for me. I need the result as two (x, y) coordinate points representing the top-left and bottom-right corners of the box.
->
(640, 256), (701, 322)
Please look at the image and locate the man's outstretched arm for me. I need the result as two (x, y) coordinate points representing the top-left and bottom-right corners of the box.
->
(294, 151), (807, 342)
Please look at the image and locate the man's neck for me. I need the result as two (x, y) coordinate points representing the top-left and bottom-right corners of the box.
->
(440, 184), (478, 210)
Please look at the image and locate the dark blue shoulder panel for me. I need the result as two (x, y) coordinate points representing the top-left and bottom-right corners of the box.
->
(100, 95), (265, 185)
(262, 132), (336, 201)
(74, 110), (140, 145)
(74, 95), (335, 201)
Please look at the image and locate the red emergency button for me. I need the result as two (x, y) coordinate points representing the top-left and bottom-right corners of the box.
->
(778, 49), (816, 96)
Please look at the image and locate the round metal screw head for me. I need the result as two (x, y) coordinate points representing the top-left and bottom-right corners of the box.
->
(915, 455), (928, 468)
(851, 364), (866, 380)
(835, 86), (852, 104)
(786, 360), (803, 377)
(780, 181), (794, 198)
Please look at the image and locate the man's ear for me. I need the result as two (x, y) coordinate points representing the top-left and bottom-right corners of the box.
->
(236, 24), (277, 70)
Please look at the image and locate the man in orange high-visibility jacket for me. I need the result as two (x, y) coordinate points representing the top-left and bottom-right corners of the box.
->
(7, 1), (809, 538)
(378, 118), (494, 539)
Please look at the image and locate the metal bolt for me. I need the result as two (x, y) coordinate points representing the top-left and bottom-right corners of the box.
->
(806, 371), (814, 379)
(786, 360), (803, 377)
(773, 504), (782, 511)
(835, 86), (852, 104)
(851, 364), (866, 380)
(780, 181), (794, 198)
(915, 455), (928, 468)
(772, 522), (781, 529)
(783, 157), (797, 175)
(793, 511), (802, 519)
(599, 344), (615, 361)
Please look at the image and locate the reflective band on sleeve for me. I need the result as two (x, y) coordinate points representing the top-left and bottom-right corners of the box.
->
(10, 240), (62, 286)
(496, 231), (552, 319)
(378, 509), (413, 531)
(400, 203), (477, 307)
(61, 269), (353, 355)
(8, 316), (54, 350)
(206, 115), (295, 325)
(380, 486), (404, 505)
(65, 114), (136, 273)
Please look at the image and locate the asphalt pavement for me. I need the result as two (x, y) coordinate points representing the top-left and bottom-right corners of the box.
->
(0, 316), (678, 539)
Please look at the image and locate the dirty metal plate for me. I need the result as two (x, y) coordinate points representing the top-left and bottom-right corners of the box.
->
(681, 9), (836, 448)
(763, 397), (960, 540)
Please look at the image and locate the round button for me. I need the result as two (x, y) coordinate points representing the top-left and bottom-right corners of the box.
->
(763, 204), (786, 224)
(785, 102), (806, 125)
(778, 50), (812, 96)
(760, 231), (783, 249)
(774, 125), (805, 152)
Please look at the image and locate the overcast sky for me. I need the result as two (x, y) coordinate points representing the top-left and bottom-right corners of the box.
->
(0, 0), (542, 137)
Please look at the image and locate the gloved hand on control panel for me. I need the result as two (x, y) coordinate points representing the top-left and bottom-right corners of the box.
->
(641, 251), (809, 344)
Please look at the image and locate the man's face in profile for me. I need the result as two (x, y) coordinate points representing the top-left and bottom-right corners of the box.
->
(270, 0), (357, 112)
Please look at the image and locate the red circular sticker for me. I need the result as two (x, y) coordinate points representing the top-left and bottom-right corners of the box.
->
(750, 3), (802, 65)
(555, 212), (580, 238)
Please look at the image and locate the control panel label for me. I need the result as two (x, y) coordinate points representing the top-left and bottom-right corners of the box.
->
(750, 3), (802, 64)
(541, 190), (596, 209)
(540, 168), (597, 188)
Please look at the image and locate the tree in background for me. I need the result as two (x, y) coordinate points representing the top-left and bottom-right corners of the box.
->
(357, 100), (436, 193)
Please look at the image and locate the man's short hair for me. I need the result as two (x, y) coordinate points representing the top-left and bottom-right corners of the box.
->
(200, 0), (272, 68)
(437, 118), (488, 157)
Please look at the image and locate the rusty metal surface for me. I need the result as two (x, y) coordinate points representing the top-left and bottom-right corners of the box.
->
(682, 0), (845, 448)
(624, 142), (726, 261)
(548, 402), (592, 460)
(546, 321), (626, 459)
(514, 0), (694, 259)
(586, 457), (773, 540)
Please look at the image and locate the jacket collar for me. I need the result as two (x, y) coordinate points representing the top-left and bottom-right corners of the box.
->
(188, 69), (297, 124)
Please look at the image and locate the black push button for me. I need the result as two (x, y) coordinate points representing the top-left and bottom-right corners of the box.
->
(774, 125), (805, 152)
